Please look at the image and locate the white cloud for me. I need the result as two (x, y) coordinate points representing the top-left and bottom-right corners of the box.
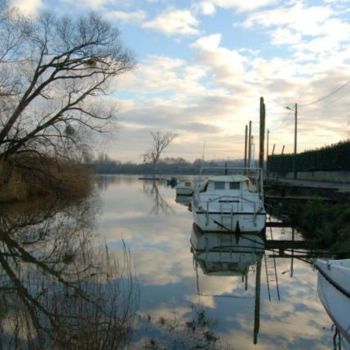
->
(193, 33), (222, 50)
(143, 8), (200, 36)
(11, 0), (44, 16)
(192, 33), (248, 90)
(244, 3), (333, 36)
(242, 1), (350, 55)
(203, 0), (278, 12)
(271, 28), (302, 46)
(62, 0), (108, 10)
(106, 10), (147, 23)
(193, 1), (216, 16)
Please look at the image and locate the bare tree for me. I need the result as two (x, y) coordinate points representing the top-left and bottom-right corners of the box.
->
(143, 131), (177, 176)
(0, 1), (134, 161)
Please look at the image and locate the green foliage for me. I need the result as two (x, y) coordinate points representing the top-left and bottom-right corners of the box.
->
(276, 198), (350, 256)
(268, 139), (350, 173)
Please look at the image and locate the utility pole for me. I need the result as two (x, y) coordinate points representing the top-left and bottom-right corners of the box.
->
(248, 120), (252, 169)
(259, 97), (265, 172)
(244, 124), (248, 169)
(281, 145), (285, 155)
(272, 144), (275, 155)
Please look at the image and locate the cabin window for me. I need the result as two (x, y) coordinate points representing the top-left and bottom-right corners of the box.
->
(229, 182), (240, 190)
(214, 182), (225, 190)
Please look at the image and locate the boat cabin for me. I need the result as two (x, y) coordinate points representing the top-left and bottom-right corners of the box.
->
(202, 175), (257, 193)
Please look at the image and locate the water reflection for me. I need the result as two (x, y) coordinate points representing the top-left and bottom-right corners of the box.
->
(86, 176), (338, 349)
(142, 180), (174, 215)
(191, 225), (265, 344)
(0, 197), (137, 349)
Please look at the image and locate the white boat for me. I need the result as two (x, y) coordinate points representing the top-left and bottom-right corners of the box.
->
(191, 168), (266, 233)
(315, 259), (350, 345)
(175, 180), (193, 196)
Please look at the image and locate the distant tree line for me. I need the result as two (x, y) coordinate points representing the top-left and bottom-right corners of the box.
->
(90, 153), (244, 175)
(268, 140), (350, 174)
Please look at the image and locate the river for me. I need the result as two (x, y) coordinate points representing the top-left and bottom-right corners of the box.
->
(0, 175), (338, 349)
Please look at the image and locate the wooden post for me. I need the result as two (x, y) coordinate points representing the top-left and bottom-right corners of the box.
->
(293, 103), (298, 179)
(266, 129), (270, 177)
(259, 97), (265, 171)
(272, 144), (275, 155)
(266, 129), (269, 161)
(248, 120), (252, 169)
(281, 145), (285, 155)
(244, 125), (248, 169)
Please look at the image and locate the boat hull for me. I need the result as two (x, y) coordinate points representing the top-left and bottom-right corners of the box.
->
(176, 187), (193, 196)
(192, 208), (266, 233)
(316, 259), (350, 345)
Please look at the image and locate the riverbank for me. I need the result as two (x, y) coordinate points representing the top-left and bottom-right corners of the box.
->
(0, 155), (92, 203)
(268, 198), (350, 257)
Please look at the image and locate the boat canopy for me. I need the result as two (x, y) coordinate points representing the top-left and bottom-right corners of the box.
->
(207, 175), (249, 183)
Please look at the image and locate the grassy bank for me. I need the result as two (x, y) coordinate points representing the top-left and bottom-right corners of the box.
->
(0, 155), (92, 203)
(269, 198), (350, 257)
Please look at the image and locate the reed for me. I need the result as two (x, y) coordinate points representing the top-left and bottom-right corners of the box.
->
(0, 155), (92, 203)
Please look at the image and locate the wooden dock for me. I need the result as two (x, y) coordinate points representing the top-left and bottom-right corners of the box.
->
(265, 194), (333, 202)
(265, 221), (292, 228)
(265, 239), (321, 250)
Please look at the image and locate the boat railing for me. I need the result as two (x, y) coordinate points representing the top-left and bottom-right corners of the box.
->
(206, 194), (263, 210)
(203, 194), (262, 229)
(198, 166), (264, 195)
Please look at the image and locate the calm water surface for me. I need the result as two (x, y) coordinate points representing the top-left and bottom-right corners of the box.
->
(95, 175), (335, 350)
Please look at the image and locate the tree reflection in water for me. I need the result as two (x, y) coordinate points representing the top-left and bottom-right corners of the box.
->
(0, 198), (138, 349)
(142, 180), (174, 215)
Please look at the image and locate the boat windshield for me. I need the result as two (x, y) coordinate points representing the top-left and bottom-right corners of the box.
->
(229, 182), (240, 190)
(214, 182), (225, 190)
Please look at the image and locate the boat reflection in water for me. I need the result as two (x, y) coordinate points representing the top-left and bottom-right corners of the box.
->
(190, 224), (265, 344)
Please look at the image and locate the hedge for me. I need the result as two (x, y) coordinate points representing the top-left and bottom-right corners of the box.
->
(267, 140), (350, 174)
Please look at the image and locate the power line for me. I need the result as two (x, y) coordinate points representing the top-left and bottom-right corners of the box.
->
(299, 80), (350, 107)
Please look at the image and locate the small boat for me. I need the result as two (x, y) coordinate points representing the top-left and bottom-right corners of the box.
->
(315, 259), (350, 345)
(191, 168), (266, 233)
(175, 180), (193, 196)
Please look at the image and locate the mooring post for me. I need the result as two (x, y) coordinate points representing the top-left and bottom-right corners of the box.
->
(244, 124), (248, 170)
(248, 120), (252, 169)
(266, 129), (270, 178)
(293, 103), (298, 179)
(259, 97), (265, 173)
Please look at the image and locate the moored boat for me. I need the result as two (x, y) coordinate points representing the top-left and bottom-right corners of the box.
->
(191, 167), (266, 233)
(175, 180), (193, 196)
(315, 259), (350, 345)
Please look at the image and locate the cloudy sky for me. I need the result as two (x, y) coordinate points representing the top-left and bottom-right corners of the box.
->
(12, 0), (350, 161)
